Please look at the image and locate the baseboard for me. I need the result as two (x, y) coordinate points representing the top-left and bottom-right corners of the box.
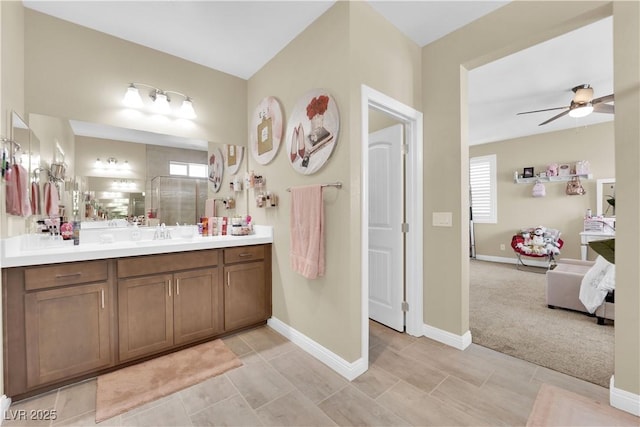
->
(610, 376), (640, 416)
(475, 254), (551, 268)
(423, 323), (472, 350)
(0, 395), (12, 426)
(267, 317), (367, 381)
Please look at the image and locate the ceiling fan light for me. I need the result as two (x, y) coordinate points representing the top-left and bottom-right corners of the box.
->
(123, 84), (143, 108)
(569, 103), (594, 118)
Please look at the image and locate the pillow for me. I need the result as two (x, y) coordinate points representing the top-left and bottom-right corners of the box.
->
(579, 255), (614, 313)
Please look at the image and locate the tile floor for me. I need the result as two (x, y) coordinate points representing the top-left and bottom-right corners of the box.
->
(3, 321), (624, 426)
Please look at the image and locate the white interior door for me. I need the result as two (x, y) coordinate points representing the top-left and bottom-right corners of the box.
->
(368, 124), (404, 332)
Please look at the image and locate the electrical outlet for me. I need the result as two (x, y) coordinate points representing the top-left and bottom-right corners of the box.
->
(500, 244), (506, 251)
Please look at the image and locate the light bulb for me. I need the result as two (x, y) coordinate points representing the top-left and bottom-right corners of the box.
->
(123, 84), (143, 108)
(179, 97), (197, 119)
(569, 103), (594, 118)
(152, 91), (171, 114)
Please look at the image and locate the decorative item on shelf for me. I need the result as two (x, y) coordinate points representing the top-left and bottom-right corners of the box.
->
(250, 96), (284, 165)
(523, 167), (534, 178)
(575, 160), (590, 175)
(566, 176), (586, 195)
(123, 83), (196, 119)
(558, 163), (571, 176)
(285, 89), (340, 175)
(254, 191), (277, 208)
(532, 180), (546, 197)
(229, 175), (243, 192)
(222, 197), (235, 209)
(546, 163), (559, 177)
(208, 147), (224, 193)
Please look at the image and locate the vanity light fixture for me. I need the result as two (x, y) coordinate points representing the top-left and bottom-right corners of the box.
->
(123, 83), (197, 119)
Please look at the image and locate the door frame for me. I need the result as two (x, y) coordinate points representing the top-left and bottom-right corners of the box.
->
(361, 85), (424, 362)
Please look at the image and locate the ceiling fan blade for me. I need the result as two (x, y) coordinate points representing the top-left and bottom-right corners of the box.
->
(516, 106), (567, 115)
(592, 93), (614, 104)
(594, 103), (615, 114)
(539, 109), (570, 126)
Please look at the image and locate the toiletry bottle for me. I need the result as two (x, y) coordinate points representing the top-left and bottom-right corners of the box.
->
(72, 218), (80, 246)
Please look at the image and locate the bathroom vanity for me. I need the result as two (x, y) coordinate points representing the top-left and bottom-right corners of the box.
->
(1, 227), (272, 399)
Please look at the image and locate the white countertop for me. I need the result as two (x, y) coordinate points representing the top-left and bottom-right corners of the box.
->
(1, 225), (273, 268)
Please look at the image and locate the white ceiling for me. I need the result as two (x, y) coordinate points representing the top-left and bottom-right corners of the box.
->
(23, 1), (613, 147)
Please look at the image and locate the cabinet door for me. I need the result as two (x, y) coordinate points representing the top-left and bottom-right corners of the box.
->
(224, 261), (267, 331)
(25, 283), (112, 388)
(174, 268), (223, 345)
(118, 274), (174, 362)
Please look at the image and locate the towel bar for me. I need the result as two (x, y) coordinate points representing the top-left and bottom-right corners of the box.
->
(286, 182), (342, 192)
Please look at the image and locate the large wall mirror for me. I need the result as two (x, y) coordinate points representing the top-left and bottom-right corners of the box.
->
(596, 178), (616, 217)
(28, 114), (247, 227)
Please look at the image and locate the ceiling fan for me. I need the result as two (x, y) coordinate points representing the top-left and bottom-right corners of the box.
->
(517, 84), (615, 126)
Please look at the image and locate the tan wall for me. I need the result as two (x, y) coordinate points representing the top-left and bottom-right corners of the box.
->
(1, 1), (25, 240)
(423, 0), (639, 397)
(247, 1), (421, 361)
(470, 122), (615, 261)
(24, 9), (246, 147)
(612, 0), (640, 397)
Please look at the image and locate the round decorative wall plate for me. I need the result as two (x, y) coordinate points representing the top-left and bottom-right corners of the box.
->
(250, 96), (284, 165)
(285, 89), (339, 175)
(208, 147), (224, 193)
(224, 144), (244, 175)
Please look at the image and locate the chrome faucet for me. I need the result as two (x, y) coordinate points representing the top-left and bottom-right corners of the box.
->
(153, 223), (172, 240)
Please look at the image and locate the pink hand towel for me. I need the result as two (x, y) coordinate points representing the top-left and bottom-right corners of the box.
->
(290, 185), (325, 279)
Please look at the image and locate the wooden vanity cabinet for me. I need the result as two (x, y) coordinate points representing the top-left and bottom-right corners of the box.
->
(3, 260), (115, 395)
(3, 243), (271, 399)
(117, 250), (223, 362)
(223, 245), (272, 331)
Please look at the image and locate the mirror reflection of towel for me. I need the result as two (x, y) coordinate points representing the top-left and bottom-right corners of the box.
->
(44, 181), (59, 217)
(289, 185), (324, 279)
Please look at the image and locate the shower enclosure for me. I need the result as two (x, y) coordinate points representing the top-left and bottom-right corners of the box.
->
(150, 176), (207, 225)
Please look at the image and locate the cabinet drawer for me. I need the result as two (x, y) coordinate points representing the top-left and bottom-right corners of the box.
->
(25, 260), (108, 291)
(224, 245), (265, 264)
(118, 249), (219, 278)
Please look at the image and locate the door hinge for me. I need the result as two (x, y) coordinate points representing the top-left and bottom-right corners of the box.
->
(401, 301), (409, 312)
(401, 143), (409, 155)
(401, 223), (409, 233)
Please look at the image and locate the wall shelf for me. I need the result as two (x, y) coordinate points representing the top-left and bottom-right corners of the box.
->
(514, 173), (593, 184)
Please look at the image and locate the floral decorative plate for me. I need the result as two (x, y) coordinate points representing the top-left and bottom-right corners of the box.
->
(224, 144), (244, 175)
(250, 96), (284, 165)
(285, 89), (339, 175)
(208, 147), (224, 192)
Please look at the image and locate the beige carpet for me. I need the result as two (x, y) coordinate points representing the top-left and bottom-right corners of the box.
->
(527, 383), (639, 426)
(470, 259), (614, 387)
(96, 339), (242, 422)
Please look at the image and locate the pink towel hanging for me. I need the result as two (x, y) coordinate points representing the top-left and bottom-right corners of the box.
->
(5, 164), (19, 216)
(16, 164), (32, 217)
(44, 181), (60, 217)
(289, 184), (325, 279)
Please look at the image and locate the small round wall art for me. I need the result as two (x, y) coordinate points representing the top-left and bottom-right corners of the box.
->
(250, 96), (284, 165)
(208, 146), (224, 193)
(224, 144), (244, 175)
(285, 89), (339, 175)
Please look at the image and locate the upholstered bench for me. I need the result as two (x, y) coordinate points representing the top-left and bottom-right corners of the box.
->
(545, 259), (615, 324)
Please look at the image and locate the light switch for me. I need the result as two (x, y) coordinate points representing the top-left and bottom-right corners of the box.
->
(432, 212), (453, 227)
